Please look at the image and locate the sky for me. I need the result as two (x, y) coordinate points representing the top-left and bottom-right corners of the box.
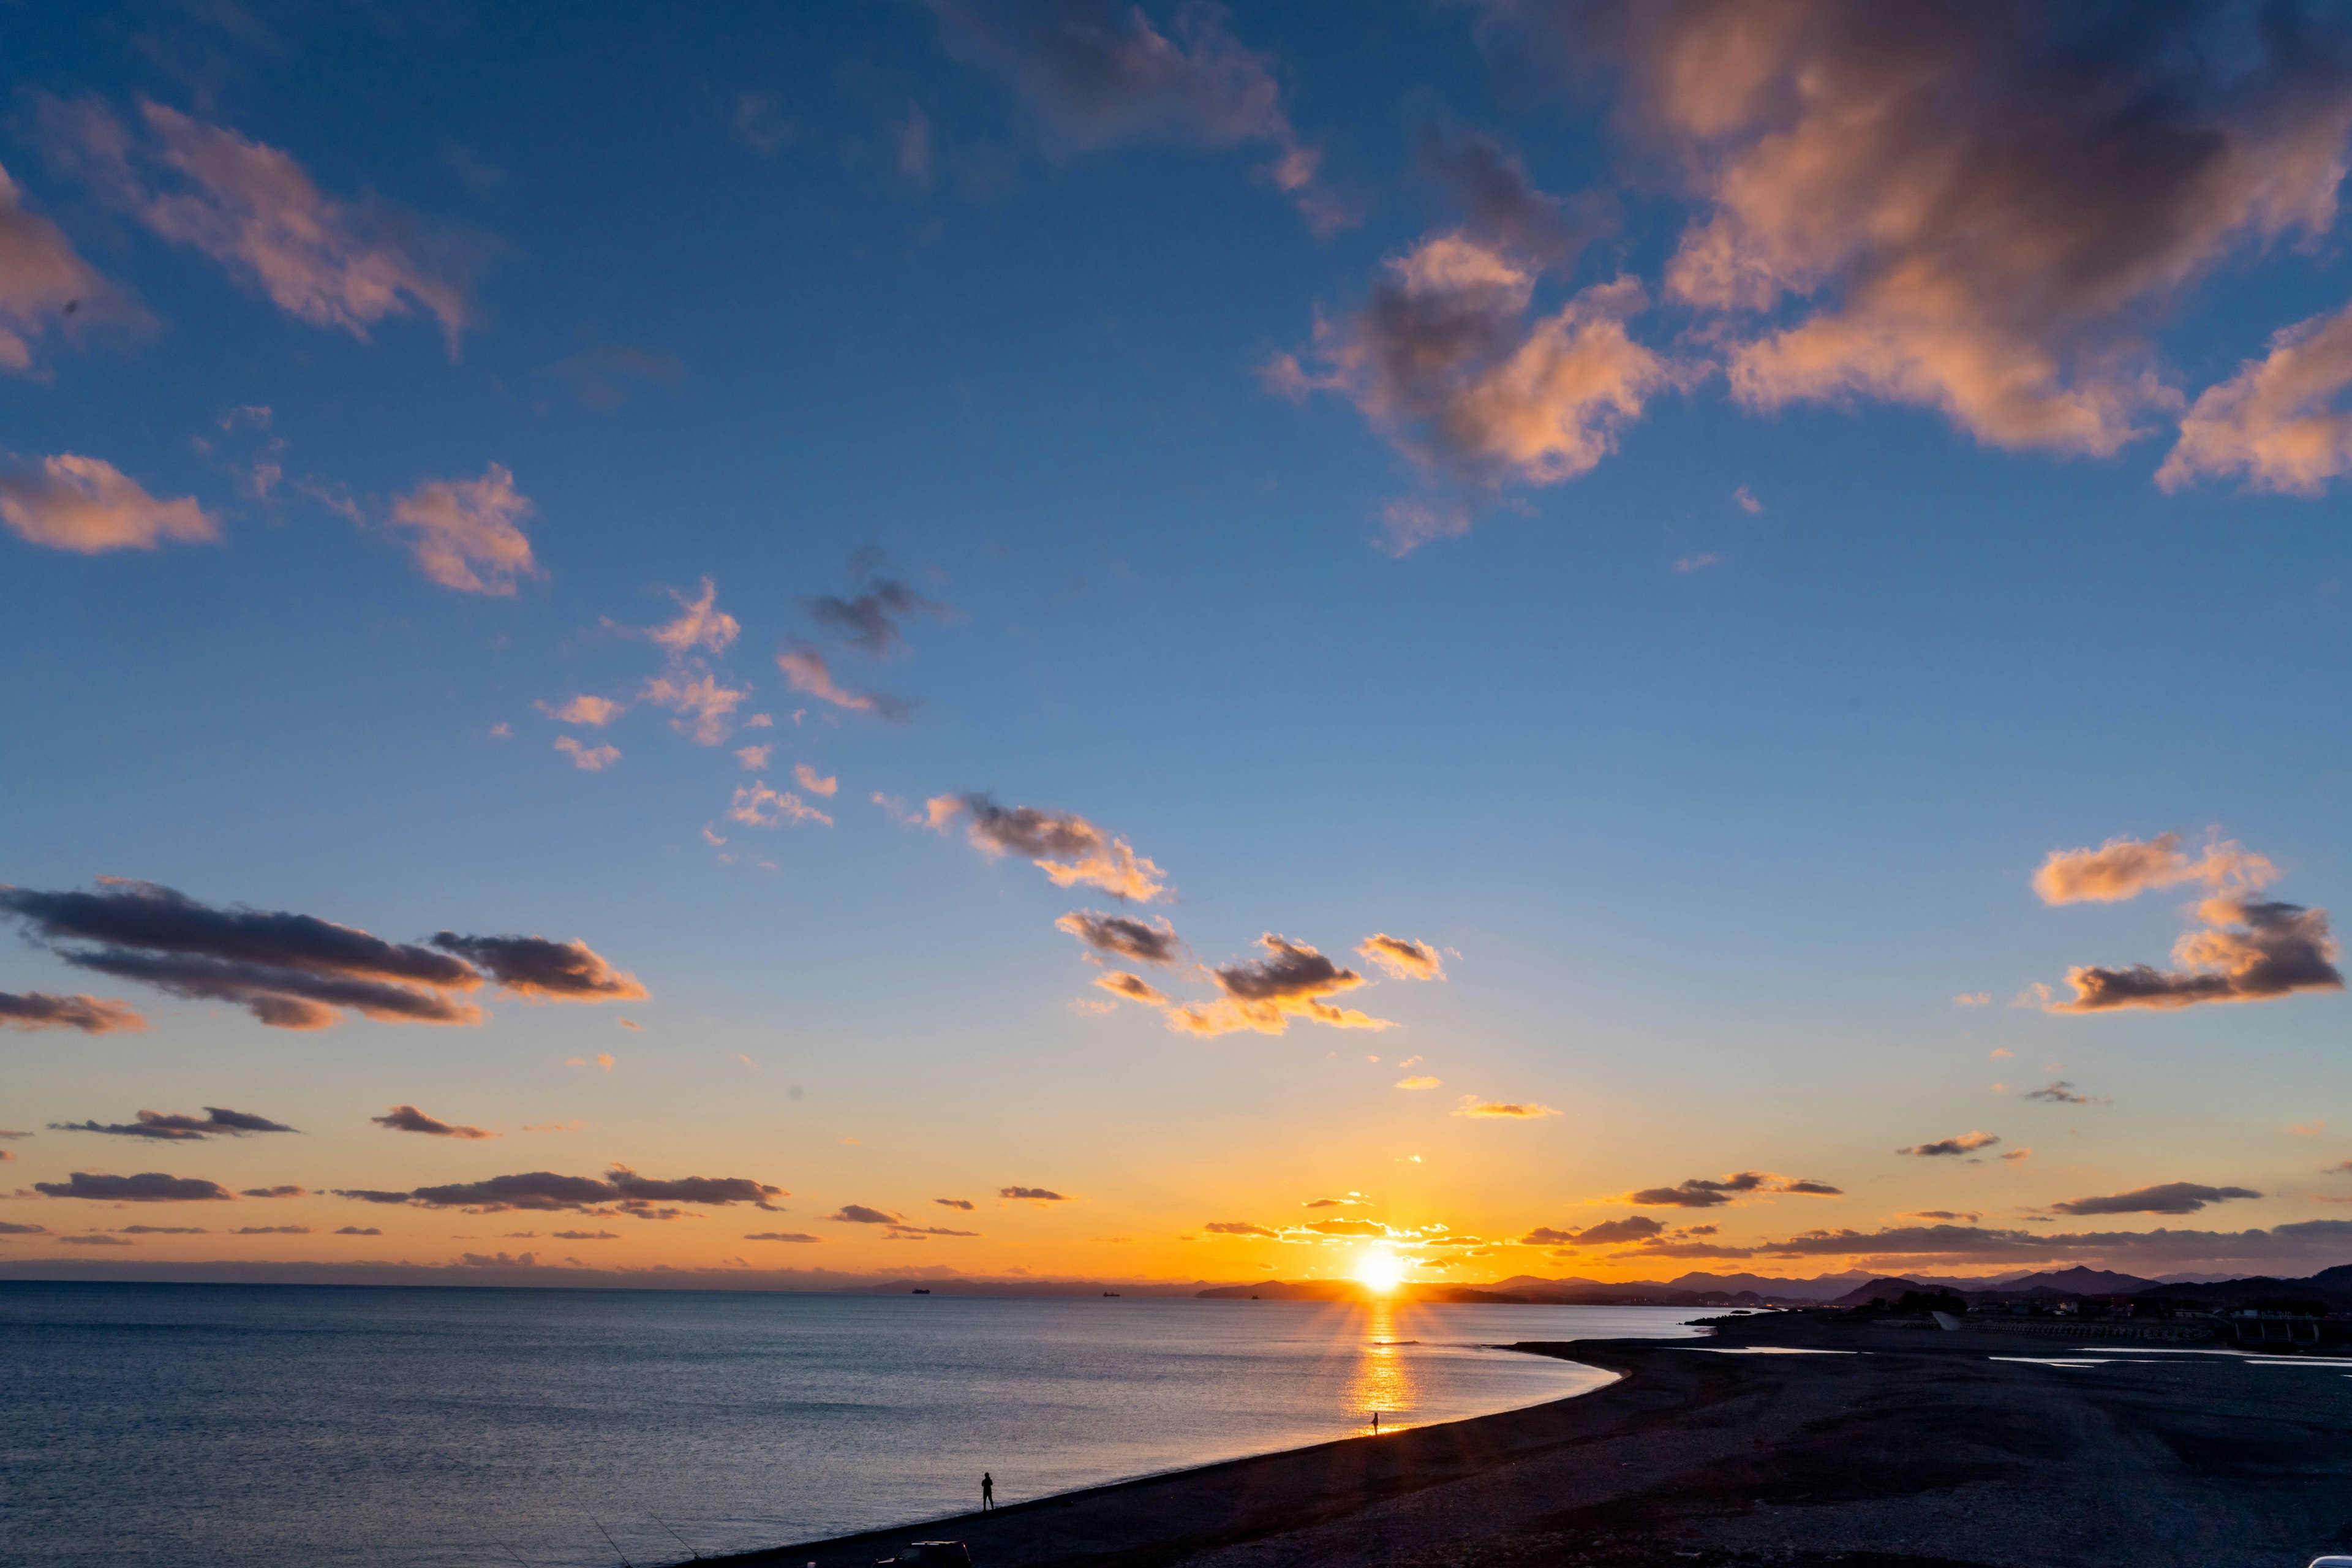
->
(4, 0), (2352, 1292)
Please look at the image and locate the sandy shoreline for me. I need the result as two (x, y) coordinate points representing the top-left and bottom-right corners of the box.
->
(709, 1313), (2352, 1568)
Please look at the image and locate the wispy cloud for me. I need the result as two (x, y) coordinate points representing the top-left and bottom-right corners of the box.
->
(1897, 1131), (2002, 1158)
(777, 649), (905, 718)
(371, 1104), (496, 1139)
(0, 990), (146, 1033)
(53, 1107), (293, 1140)
(2032, 832), (2275, 905)
(1057, 910), (1180, 965)
(1164, 934), (1392, 1036)
(0, 455), (216, 554)
(1355, 933), (1444, 981)
(1453, 1098), (1559, 1119)
(930, 793), (1168, 902)
(728, 781), (834, 828)
(39, 96), (482, 350)
(388, 465), (538, 596)
(0, 162), (118, 373)
(554, 737), (620, 772)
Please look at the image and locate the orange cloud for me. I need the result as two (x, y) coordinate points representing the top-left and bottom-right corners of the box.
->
(0, 990), (146, 1034)
(2054, 897), (2343, 1012)
(1453, 1098), (1559, 1119)
(2162, 296), (2352, 494)
(930, 793), (1169, 902)
(1898, 1131), (2002, 1158)
(540, 695), (625, 727)
(1394, 1075), (1442, 1090)
(1356, 933), (1444, 981)
(372, 1104), (496, 1140)
(776, 648), (903, 718)
(0, 454), (216, 554)
(554, 737), (619, 772)
(388, 464), (537, 595)
(1058, 910), (1180, 965)
(1271, 244), (1676, 546)
(728, 781), (833, 829)
(1550, 3), (2352, 454)
(639, 669), (747, 745)
(1163, 935), (1393, 1036)
(1093, 971), (1168, 1006)
(2032, 831), (2275, 905)
(40, 97), (476, 349)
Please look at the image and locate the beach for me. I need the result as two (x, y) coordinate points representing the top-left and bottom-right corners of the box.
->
(736, 1313), (2352, 1568)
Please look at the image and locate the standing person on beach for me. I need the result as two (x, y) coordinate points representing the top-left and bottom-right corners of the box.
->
(981, 1472), (995, 1512)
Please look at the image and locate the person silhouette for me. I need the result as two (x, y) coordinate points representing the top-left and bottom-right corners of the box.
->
(981, 1472), (995, 1512)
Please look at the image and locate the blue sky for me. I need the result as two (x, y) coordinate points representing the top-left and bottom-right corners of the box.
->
(4, 0), (2350, 1286)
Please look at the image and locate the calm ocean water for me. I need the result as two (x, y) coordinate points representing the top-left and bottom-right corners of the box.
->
(0, 1283), (1705, 1568)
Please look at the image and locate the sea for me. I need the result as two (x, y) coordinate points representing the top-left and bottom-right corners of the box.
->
(0, 1282), (1707, 1568)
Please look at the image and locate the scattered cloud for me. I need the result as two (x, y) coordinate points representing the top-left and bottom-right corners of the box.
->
(828, 1204), (898, 1224)
(2022, 1080), (2094, 1106)
(1093, 971), (1168, 1006)
(1521, 1215), (1663, 1247)
(0, 990), (146, 1033)
(1000, 1186), (1067, 1201)
(1898, 1131), (2002, 1158)
(241, 1186), (303, 1198)
(35, 1170), (234, 1202)
(1624, 1170), (1834, 1205)
(58, 1234), (135, 1246)
(1394, 1075), (1442, 1090)
(52, 1107), (293, 1140)
(371, 1104), (496, 1139)
(541, 695), (625, 727)
(2053, 897), (2343, 1012)
(927, 0), (1341, 229)
(2032, 832), (2275, 905)
(930, 793), (1168, 902)
(1165, 934), (1392, 1036)
(1952, 992), (1991, 1006)
(335, 1226), (380, 1235)
(745, 1231), (821, 1242)
(340, 1166), (782, 1215)
(1204, 1220), (1278, 1237)
(794, 764), (839, 797)
(38, 96), (482, 349)
(388, 465), (537, 596)
(729, 781), (834, 828)
(1673, 552), (1723, 574)
(2050, 1182), (2263, 1216)
(234, 1225), (309, 1235)
(1057, 910), (1180, 965)
(1733, 485), (1762, 513)
(935, 1197), (975, 1211)
(640, 669), (748, 745)
(730, 93), (795, 157)
(2002, 1148), (2034, 1165)
(0, 454), (217, 555)
(1453, 1098), (1559, 1119)
(555, 737), (620, 772)
(2162, 294), (2352, 494)
(0, 162), (117, 374)
(736, 745), (772, 771)
(807, 574), (948, 655)
(777, 649), (904, 718)
(1356, 933), (1444, 981)
(546, 341), (682, 412)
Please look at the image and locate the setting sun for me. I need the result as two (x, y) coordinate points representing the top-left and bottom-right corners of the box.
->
(1356, 1248), (1406, 1294)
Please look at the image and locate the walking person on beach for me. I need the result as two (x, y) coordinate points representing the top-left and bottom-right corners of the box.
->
(981, 1472), (995, 1512)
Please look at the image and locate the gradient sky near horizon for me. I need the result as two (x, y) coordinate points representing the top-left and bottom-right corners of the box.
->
(6, 0), (2352, 1289)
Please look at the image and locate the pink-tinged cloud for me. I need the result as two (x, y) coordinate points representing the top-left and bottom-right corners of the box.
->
(1357, 933), (1444, 981)
(637, 578), (740, 658)
(927, 0), (1342, 230)
(776, 649), (905, 718)
(2032, 831), (2275, 905)
(0, 454), (216, 554)
(41, 97), (479, 349)
(728, 781), (833, 829)
(1453, 1098), (1559, 1119)
(793, 764), (839, 797)
(1058, 910), (1180, 965)
(372, 1104), (495, 1140)
(2055, 897), (2343, 1012)
(1272, 246), (1676, 545)
(930, 793), (1168, 902)
(35, 1170), (234, 1202)
(737, 745), (772, 771)
(1528, 3), (2352, 455)
(0, 162), (120, 372)
(554, 737), (620, 772)
(2162, 295), (2352, 494)
(0, 990), (146, 1033)
(1164, 934), (1393, 1037)
(388, 464), (537, 595)
(639, 668), (747, 744)
(540, 695), (625, 727)
(1898, 1131), (2002, 1158)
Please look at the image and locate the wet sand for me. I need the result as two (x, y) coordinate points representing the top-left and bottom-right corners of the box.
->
(711, 1313), (2352, 1568)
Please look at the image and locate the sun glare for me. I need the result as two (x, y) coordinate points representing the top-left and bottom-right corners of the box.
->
(1357, 1248), (1406, 1294)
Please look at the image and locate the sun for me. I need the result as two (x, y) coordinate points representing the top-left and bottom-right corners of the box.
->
(1357, 1247), (1406, 1294)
